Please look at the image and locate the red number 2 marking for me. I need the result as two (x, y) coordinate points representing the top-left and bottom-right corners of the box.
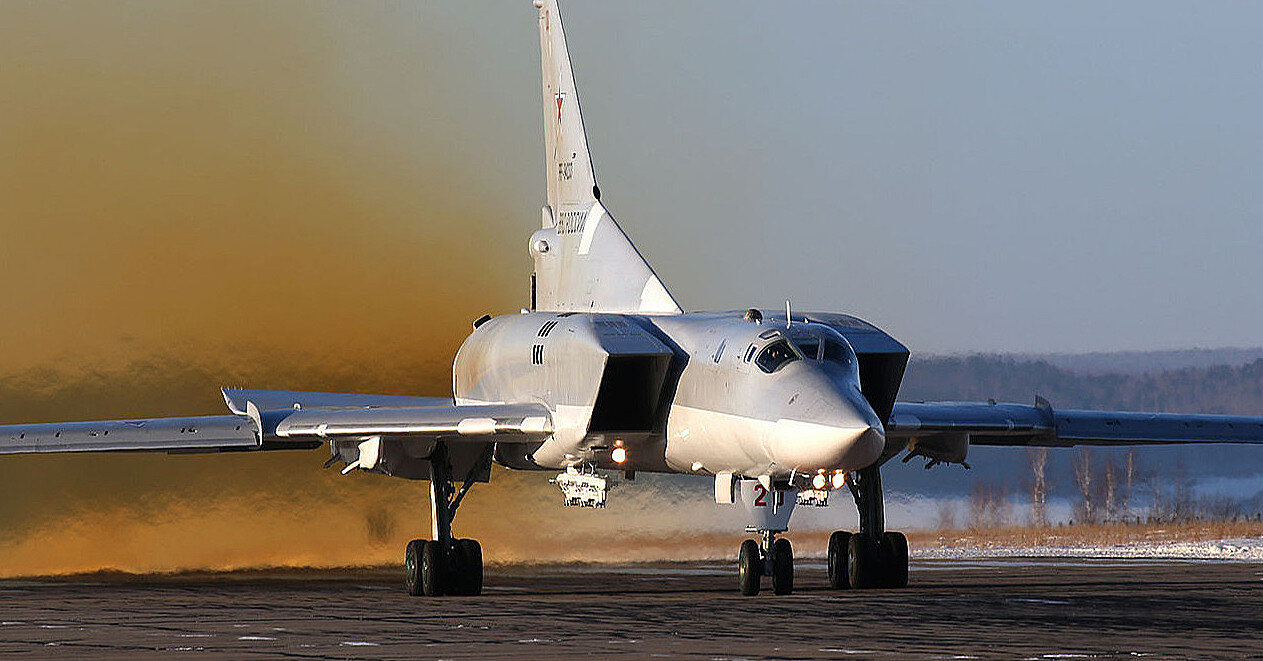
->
(753, 484), (785, 508)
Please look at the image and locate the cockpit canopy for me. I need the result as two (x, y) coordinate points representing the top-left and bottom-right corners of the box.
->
(754, 339), (802, 373)
(748, 325), (861, 379)
(791, 333), (857, 368)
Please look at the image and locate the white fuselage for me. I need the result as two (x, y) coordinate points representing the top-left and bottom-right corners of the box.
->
(453, 310), (886, 481)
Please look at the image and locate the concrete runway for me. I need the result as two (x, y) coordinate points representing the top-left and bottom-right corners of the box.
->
(2, 558), (1261, 659)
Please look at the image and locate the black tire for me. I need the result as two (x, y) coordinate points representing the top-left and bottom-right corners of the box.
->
(448, 541), (468, 596)
(404, 539), (424, 596)
(451, 538), (484, 596)
(847, 533), (881, 589)
(738, 539), (762, 596)
(771, 538), (794, 595)
(881, 531), (909, 589)
(420, 540), (447, 597)
(827, 531), (852, 590)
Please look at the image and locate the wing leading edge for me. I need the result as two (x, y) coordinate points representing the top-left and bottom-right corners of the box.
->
(0, 389), (554, 458)
(890, 399), (1263, 446)
(886, 399), (1263, 469)
(0, 415), (261, 455)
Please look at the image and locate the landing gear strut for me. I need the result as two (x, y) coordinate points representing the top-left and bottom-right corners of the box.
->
(404, 442), (486, 596)
(827, 465), (909, 589)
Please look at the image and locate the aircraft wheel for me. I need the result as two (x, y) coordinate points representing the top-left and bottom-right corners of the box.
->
(404, 539), (425, 596)
(450, 538), (484, 596)
(827, 530), (852, 590)
(847, 534), (882, 589)
(420, 540), (447, 596)
(738, 539), (762, 596)
(771, 538), (794, 595)
(881, 531), (909, 589)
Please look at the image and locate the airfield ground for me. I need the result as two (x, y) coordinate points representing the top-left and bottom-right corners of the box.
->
(1, 557), (1260, 659)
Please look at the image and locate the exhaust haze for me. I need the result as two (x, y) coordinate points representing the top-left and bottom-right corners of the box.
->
(0, 2), (543, 575)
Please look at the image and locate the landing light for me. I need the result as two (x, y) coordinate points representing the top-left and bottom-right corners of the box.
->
(611, 447), (627, 464)
(811, 473), (828, 490)
(831, 471), (846, 489)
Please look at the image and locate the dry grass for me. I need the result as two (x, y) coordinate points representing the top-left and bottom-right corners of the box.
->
(910, 520), (1263, 550)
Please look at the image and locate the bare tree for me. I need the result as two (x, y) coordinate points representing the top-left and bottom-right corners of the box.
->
(995, 483), (1013, 528)
(1172, 459), (1195, 522)
(1102, 456), (1118, 522)
(1123, 449), (1137, 521)
(1200, 495), (1243, 521)
(1073, 448), (1095, 524)
(1145, 467), (1167, 522)
(969, 482), (1012, 529)
(936, 499), (958, 530)
(969, 482), (989, 529)
(1027, 447), (1049, 527)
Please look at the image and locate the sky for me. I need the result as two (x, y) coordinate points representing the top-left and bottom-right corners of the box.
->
(0, 1), (1260, 574)
(556, 1), (1263, 354)
(2, 1), (1261, 363)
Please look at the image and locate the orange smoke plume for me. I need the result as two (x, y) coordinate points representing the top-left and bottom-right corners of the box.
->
(0, 2), (539, 575)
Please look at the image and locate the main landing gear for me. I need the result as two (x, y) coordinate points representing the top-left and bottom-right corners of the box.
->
(827, 465), (909, 589)
(825, 529), (908, 589)
(404, 442), (485, 596)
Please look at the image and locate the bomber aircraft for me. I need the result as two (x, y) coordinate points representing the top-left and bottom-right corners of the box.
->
(4, 1), (1263, 597)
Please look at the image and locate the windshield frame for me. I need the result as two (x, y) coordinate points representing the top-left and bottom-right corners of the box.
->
(783, 325), (861, 381)
(754, 339), (804, 374)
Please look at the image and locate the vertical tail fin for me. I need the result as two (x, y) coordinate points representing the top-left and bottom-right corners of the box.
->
(529, 0), (681, 315)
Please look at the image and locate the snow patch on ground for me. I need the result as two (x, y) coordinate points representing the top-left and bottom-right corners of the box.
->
(915, 537), (1263, 561)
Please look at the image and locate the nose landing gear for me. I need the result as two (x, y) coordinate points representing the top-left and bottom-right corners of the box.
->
(733, 479), (799, 596)
(771, 537), (794, 595)
(737, 531), (795, 596)
(738, 539), (761, 595)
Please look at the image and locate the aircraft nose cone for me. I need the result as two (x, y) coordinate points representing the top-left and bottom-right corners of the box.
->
(846, 424), (886, 469)
(770, 386), (886, 472)
(771, 419), (884, 472)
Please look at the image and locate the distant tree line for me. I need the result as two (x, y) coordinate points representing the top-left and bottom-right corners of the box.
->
(907, 355), (1263, 528)
(901, 355), (1263, 415)
(940, 445), (1263, 529)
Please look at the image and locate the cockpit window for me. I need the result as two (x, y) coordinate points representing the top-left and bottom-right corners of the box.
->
(795, 340), (821, 360)
(822, 339), (857, 370)
(755, 339), (802, 373)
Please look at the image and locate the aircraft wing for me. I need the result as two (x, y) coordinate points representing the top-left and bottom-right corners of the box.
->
(0, 415), (262, 455)
(889, 399), (1263, 448)
(0, 389), (553, 457)
(222, 388), (552, 442)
